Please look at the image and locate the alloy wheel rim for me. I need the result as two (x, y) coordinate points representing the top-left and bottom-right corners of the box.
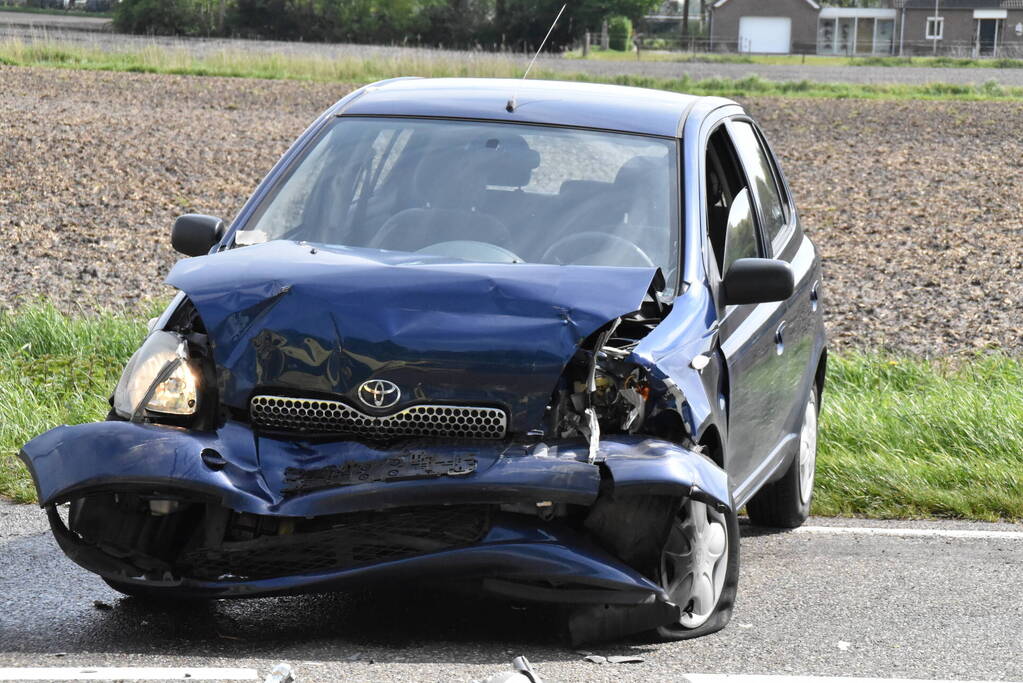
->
(798, 393), (818, 506)
(660, 498), (729, 629)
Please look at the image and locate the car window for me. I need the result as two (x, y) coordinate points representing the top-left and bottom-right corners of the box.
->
(242, 117), (681, 288)
(722, 188), (758, 274)
(728, 121), (789, 246)
(705, 125), (759, 276)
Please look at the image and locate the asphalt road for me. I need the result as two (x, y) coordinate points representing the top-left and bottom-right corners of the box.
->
(2, 500), (1021, 682)
(4, 22), (1023, 87)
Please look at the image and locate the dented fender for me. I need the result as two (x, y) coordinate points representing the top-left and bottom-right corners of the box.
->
(596, 437), (731, 510)
(630, 281), (727, 447)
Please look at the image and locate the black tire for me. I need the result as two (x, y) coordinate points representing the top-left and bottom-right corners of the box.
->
(655, 498), (740, 641)
(746, 385), (819, 529)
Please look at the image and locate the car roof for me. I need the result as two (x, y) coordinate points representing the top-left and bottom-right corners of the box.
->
(338, 78), (735, 138)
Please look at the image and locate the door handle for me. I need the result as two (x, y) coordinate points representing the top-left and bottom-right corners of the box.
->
(810, 281), (820, 312)
(774, 321), (787, 354)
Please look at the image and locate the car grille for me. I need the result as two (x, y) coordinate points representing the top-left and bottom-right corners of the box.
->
(250, 395), (508, 440)
(179, 505), (491, 581)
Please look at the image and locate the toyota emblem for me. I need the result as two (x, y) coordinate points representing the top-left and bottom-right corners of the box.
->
(358, 379), (401, 409)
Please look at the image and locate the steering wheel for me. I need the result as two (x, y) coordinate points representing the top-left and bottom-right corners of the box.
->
(541, 231), (656, 268)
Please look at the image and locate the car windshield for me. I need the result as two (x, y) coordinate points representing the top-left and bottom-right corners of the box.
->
(241, 117), (680, 283)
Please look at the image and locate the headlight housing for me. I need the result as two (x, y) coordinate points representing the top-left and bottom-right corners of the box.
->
(113, 330), (199, 419)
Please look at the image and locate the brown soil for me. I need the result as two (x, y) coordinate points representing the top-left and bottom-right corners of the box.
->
(2, 66), (1021, 355)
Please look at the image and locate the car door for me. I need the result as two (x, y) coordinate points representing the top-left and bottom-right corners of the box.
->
(728, 120), (817, 466)
(702, 120), (793, 505)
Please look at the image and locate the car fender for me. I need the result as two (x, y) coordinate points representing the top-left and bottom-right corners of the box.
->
(594, 436), (731, 511)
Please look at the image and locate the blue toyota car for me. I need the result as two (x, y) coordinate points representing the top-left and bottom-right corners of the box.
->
(20, 78), (826, 644)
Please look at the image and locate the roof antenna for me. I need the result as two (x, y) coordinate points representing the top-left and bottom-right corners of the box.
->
(507, 3), (567, 113)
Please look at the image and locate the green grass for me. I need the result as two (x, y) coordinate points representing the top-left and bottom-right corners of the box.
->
(3, 38), (1023, 101)
(0, 301), (154, 503)
(567, 48), (1023, 69)
(850, 55), (1023, 69)
(565, 49), (852, 66)
(815, 352), (1023, 521)
(588, 49), (1023, 69)
(1, 303), (1022, 521)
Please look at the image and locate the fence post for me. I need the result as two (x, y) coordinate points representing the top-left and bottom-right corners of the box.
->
(583, 31), (590, 56)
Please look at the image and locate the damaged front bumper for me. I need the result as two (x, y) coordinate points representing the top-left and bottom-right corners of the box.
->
(20, 421), (729, 614)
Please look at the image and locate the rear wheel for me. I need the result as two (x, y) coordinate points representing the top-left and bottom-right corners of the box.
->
(746, 386), (819, 528)
(655, 497), (739, 641)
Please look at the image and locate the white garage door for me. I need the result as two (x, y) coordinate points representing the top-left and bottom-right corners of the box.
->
(738, 16), (792, 54)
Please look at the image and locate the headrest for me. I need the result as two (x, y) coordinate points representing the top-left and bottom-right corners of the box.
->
(614, 155), (670, 226)
(413, 147), (487, 209)
(466, 134), (541, 188)
(614, 155), (666, 189)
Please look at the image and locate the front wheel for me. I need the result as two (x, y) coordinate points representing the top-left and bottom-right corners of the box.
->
(655, 497), (740, 641)
(746, 386), (819, 528)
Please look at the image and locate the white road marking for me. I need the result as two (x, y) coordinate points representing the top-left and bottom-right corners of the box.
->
(683, 676), (1023, 683)
(794, 525), (1023, 540)
(0, 668), (258, 681)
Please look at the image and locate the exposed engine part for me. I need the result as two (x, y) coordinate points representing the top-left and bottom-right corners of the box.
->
(545, 314), (658, 455)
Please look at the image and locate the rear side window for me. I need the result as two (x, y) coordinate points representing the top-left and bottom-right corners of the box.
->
(728, 121), (789, 245)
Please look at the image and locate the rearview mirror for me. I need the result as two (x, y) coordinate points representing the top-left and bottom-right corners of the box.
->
(172, 214), (224, 257)
(722, 258), (794, 306)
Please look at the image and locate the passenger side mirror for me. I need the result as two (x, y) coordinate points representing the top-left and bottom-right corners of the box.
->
(172, 214), (225, 257)
(722, 258), (794, 306)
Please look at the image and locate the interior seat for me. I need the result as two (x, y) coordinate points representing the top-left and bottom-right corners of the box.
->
(368, 144), (511, 252)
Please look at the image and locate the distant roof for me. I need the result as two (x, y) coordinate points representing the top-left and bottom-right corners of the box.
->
(339, 78), (714, 138)
(713, 0), (820, 9)
(897, 0), (1005, 8)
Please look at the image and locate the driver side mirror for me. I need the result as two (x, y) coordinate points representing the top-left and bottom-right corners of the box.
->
(722, 258), (794, 306)
(172, 214), (225, 257)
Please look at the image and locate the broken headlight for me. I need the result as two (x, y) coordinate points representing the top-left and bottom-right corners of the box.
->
(113, 330), (199, 419)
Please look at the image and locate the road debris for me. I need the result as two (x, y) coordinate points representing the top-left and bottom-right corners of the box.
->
(263, 662), (294, 683)
(482, 656), (542, 683)
(583, 653), (645, 664)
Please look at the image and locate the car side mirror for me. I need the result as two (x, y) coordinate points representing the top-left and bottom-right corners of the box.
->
(722, 258), (794, 306)
(172, 214), (225, 257)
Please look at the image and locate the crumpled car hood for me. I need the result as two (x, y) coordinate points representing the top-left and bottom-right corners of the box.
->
(166, 241), (657, 433)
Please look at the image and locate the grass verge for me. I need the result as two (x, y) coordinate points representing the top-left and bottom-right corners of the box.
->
(2, 38), (1023, 101)
(565, 49), (1023, 69)
(0, 302), (153, 503)
(815, 352), (1023, 521)
(1, 302), (1021, 521)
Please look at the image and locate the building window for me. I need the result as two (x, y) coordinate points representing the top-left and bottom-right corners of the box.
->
(818, 16), (895, 56)
(926, 16), (944, 40)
